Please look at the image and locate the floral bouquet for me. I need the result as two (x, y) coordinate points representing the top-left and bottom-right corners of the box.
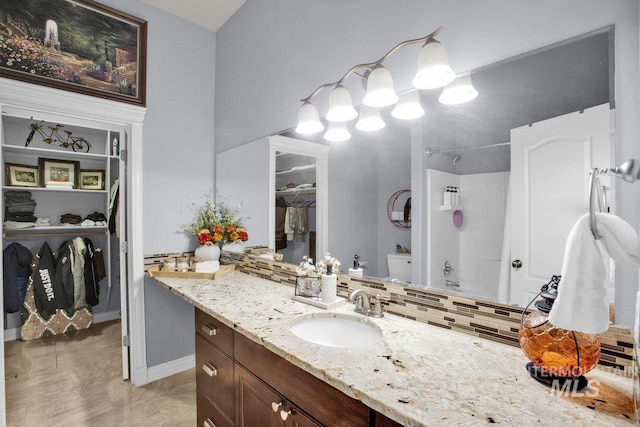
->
(316, 252), (341, 276)
(184, 199), (249, 247)
(295, 256), (321, 298)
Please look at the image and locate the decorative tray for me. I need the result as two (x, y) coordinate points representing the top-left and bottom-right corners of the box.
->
(291, 295), (346, 310)
(147, 264), (235, 280)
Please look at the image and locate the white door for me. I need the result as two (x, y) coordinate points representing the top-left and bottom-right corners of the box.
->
(509, 103), (611, 307)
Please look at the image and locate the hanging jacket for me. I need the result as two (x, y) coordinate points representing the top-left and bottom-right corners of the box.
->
(83, 238), (100, 306)
(32, 242), (67, 319)
(3, 242), (33, 313)
(54, 240), (75, 310)
(72, 237), (87, 310)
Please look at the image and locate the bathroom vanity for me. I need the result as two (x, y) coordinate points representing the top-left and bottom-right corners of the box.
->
(151, 271), (634, 426)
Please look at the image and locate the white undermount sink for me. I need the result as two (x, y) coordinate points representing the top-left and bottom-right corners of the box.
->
(289, 314), (382, 348)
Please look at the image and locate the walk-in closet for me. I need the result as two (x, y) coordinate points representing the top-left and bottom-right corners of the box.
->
(0, 79), (145, 425)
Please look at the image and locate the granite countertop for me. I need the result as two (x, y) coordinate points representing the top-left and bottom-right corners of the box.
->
(151, 271), (635, 426)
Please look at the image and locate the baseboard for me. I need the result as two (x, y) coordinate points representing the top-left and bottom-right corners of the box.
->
(146, 354), (195, 383)
(92, 310), (121, 324)
(4, 328), (20, 342)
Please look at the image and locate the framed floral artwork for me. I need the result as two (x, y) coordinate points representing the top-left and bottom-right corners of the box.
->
(5, 163), (39, 187)
(0, 0), (147, 106)
(38, 157), (80, 188)
(78, 169), (105, 190)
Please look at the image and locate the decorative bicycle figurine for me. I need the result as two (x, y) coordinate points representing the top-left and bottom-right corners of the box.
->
(25, 119), (91, 153)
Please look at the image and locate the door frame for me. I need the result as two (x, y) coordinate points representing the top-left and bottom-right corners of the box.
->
(268, 135), (329, 261)
(0, 78), (147, 424)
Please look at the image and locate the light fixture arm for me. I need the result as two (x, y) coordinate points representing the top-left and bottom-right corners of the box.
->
(300, 26), (445, 102)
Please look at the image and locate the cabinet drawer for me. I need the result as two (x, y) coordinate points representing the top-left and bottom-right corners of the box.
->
(196, 334), (235, 422)
(234, 332), (369, 427)
(195, 307), (234, 356)
(197, 389), (234, 427)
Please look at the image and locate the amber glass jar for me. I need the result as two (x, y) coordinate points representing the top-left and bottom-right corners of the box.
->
(519, 310), (601, 377)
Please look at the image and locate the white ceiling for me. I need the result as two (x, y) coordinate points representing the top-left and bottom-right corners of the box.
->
(140, 0), (245, 32)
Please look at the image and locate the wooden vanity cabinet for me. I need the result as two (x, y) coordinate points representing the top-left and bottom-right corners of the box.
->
(195, 309), (235, 427)
(236, 364), (319, 427)
(195, 307), (402, 427)
(234, 331), (370, 427)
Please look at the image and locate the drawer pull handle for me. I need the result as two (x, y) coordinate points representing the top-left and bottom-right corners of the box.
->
(201, 323), (217, 336)
(202, 362), (218, 377)
(271, 401), (282, 412)
(280, 409), (292, 421)
(203, 418), (216, 427)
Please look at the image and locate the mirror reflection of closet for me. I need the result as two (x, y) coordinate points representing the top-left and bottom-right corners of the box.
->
(268, 135), (328, 265)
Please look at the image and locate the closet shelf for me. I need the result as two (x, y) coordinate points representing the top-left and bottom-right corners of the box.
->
(276, 188), (316, 196)
(2, 185), (107, 194)
(2, 144), (109, 161)
(3, 225), (108, 238)
(275, 164), (316, 176)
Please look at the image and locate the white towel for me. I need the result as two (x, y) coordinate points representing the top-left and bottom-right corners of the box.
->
(549, 213), (640, 334)
(195, 261), (220, 273)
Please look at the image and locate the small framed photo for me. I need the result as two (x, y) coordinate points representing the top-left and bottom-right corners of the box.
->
(5, 163), (39, 187)
(78, 169), (105, 190)
(38, 158), (80, 188)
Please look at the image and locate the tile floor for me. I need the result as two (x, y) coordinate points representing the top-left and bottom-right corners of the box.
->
(4, 320), (196, 426)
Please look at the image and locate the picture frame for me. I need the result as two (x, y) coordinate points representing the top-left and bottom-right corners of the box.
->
(38, 158), (80, 188)
(5, 163), (39, 187)
(0, 0), (147, 106)
(78, 169), (105, 190)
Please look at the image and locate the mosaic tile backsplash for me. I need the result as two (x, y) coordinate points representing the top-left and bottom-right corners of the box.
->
(145, 250), (636, 378)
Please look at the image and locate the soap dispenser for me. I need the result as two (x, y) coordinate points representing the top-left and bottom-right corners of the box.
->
(348, 254), (363, 278)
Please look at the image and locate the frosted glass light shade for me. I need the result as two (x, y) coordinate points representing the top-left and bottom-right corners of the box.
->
(362, 66), (399, 107)
(412, 40), (456, 90)
(391, 91), (425, 120)
(356, 106), (385, 131)
(325, 85), (358, 122)
(295, 102), (324, 134)
(324, 122), (351, 142)
(439, 74), (478, 105)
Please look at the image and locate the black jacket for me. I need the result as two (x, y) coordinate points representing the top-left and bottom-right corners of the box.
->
(54, 240), (75, 309)
(2, 242), (32, 313)
(83, 238), (100, 306)
(32, 242), (68, 319)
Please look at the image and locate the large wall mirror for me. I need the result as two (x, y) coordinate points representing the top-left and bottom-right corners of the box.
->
(275, 27), (616, 311)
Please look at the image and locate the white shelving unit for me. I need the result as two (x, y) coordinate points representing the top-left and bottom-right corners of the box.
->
(0, 107), (123, 335)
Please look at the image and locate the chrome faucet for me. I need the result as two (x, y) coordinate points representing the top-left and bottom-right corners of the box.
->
(349, 289), (388, 318)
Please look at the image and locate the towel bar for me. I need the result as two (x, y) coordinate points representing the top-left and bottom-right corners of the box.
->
(589, 158), (640, 239)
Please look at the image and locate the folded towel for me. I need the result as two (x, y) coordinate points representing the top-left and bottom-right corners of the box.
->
(549, 213), (640, 334)
(195, 261), (220, 273)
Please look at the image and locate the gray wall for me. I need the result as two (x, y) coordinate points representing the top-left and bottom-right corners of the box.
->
(215, 0), (640, 326)
(99, 0), (216, 367)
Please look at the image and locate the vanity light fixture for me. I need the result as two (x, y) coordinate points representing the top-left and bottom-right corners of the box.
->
(391, 91), (425, 120)
(324, 122), (351, 142)
(412, 39), (456, 89)
(355, 106), (386, 131)
(295, 100), (325, 134)
(325, 84), (358, 122)
(362, 65), (399, 107)
(295, 26), (463, 141)
(438, 74), (478, 105)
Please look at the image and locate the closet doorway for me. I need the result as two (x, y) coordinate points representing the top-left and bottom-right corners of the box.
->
(0, 79), (146, 425)
(269, 136), (329, 264)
